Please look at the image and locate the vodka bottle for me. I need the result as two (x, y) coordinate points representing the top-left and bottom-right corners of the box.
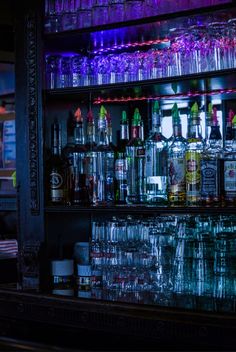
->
(145, 101), (168, 205)
(70, 107), (88, 205)
(201, 106), (222, 205)
(126, 108), (147, 204)
(221, 114), (236, 205)
(185, 102), (204, 206)
(85, 109), (97, 205)
(115, 111), (129, 204)
(168, 103), (187, 206)
(95, 105), (115, 205)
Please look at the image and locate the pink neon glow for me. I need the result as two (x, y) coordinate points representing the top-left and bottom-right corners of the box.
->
(93, 87), (236, 104)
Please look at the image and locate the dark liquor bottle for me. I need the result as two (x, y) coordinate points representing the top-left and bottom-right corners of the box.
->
(115, 111), (129, 204)
(48, 118), (66, 205)
(201, 106), (222, 205)
(62, 111), (75, 204)
(70, 107), (88, 205)
(221, 114), (236, 205)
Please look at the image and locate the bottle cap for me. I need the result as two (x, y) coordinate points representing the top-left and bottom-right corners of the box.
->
(232, 114), (236, 127)
(74, 107), (82, 122)
(99, 105), (107, 119)
(228, 109), (235, 123)
(87, 109), (94, 123)
(51, 259), (74, 276)
(190, 102), (200, 124)
(212, 106), (218, 126)
(153, 100), (159, 114)
(77, 264), (91, 276)
(172, 103), (180, 125)
(121, 111), (127, 123)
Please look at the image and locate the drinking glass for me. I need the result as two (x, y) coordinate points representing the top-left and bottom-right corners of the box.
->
(207, 21), (229, 71)
(61, 0), (78, 31)
(60, 56), (72, 88)
(45, 54), (62, 89)
(125, 0), (143, 21)
(44, 0), (62, 33)
(92, 1), (109, 26)
(227, 18), (236, 69)
(77, 9), (92, 28)
(108, 0), (125, 24)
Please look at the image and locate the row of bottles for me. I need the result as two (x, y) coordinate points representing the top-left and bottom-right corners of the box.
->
(46, 101), (236, 207)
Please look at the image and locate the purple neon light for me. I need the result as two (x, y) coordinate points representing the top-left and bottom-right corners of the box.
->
(93, 88), (236, 104)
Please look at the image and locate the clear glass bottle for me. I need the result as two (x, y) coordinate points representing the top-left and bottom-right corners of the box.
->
(145, 101), (168, 205)
(168, 103), (187, 206)
(70, 108), (88, 205)
(95, 105), (115, 205)
(85, 109), (97, 205)
(115, 111), (129, 205)
(126, 108), (147, 204)
(220, 114), (236, 205)
(185, 102), (204, 206)
(201, 106), (222, 205)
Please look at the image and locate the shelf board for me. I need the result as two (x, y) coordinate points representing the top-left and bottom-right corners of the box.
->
(0, 169), (15, 178)
(0, 196), (16, 211)
(44, 69), (236, 102)
(44, 2), (235, 52)
(45, 205), (236, 215)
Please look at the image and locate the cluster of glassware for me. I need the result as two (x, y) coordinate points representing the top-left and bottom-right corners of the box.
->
(44, 0), (228, 33)
(45, 17), (236, 89)
(90, 214), (236, 311)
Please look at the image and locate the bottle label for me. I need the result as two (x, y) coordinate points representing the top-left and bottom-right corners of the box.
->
(168, 158), (185, 192)
(224, 160), (236, 191)
(185, 151), (201, 185)
(50, 172), (63, 189)
(115, 159), (127, 180)
(201, 160), (219, 196)
(136, 147), (145, 157)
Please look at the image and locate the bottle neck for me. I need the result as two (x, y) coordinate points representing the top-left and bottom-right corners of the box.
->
(51, 123), (62, 156)
(97, 118), (109, 146)
(120, 123), (129, 141)
(188, 123), (202, 140)
(86, 122), (96, 145)
(225, 123), (233, 141)
(131, 125), (142, 140)
(209, 125), (222, 141)
(173, 124), (182, 137)
(74, 121), (85, 145)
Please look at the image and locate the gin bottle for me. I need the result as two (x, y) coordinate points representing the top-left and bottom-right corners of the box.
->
(201, 106), (222, 205)
(221, 114), (236, 205)
(168, 103), (187, 206)
(85, 109), (97, 205)
(185, 102), (204, 206)
(115, 111), (129, 205)
(95, 105), (115, 205)
(145, 101), (168, 205)
(70, 107), (88, 205)
(126, 108), (147, 204)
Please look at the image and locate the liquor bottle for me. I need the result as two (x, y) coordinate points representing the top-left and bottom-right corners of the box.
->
(126, 108), (147, 204)
(70, 107), (88, 205)
(224, 109), (234, 152)
(185, 102), (204, 206)
(95, 105), (115, 205)
(168, 103), (187, 206)
(48, 118), (66, 205)
(201, 106), (222, 205)
(205, 102), (212, 148)
(145, 101), (168, 205)
(85, 109), (97, 205)
(221, 114), (236, 205)
(62, 111), (75, 204)
(115, 111), (129, 204)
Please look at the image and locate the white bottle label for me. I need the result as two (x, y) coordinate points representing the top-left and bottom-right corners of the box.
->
(224, 161), (236, 191)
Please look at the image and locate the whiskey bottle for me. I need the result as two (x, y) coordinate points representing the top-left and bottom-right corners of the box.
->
(221, 114), (236, 205)
(48, 118), (66, 205)
(201, 106), (222, 205)
(145, 101), (168, 205)
(168, 103), (187, 206)
(185, 102), (204, 206)
(126, 108), (147, 204)
(115, 111), (129, 204)
(95, 105), (115, 205)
